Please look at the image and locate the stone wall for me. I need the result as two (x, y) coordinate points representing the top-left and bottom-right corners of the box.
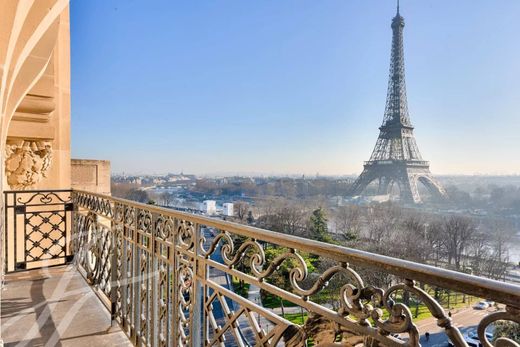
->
(71, 159), (111, 195)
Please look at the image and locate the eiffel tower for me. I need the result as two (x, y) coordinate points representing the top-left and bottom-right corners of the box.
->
(349, 2), (447, 204)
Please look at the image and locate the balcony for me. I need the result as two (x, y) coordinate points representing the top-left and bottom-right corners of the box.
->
(364, 160), (431, 167)
(1, 189), (520, 347)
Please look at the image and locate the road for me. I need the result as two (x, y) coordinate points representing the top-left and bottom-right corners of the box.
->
(202, 228), (257, 345)
(416, 306), (497, 347)
(202, 228), (498, 346)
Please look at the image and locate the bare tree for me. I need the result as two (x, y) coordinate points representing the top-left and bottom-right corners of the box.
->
(111, 182), (140, 199)
(479, 221), (514, 280)
(366, 203), (402, 244)
(234, 201), (250, 221)
(441, 216), (476, 270)
(255, 198), (309, 236)
(333, 205), (361, 242)
(467, 230), (490, 276)
(425, 220), (445, 267)
(160, 192), (173, 206)
(396, 213), (430, 263)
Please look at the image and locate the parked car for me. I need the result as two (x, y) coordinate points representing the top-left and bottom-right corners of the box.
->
(390, 333), (403, 341)
(473, 301), (489, 310)
(448, 331), (493, 347)
(464, 331), (494, 347)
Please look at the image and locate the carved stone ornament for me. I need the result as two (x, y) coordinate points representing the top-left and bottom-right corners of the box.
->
(5, 140), (53, 190)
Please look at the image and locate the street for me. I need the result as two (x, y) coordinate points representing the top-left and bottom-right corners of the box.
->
(201, 227), (498, 347)
(417, 307), (496, 347)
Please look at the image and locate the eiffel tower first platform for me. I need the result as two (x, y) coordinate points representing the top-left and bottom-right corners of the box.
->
(349, 3), (447, 204)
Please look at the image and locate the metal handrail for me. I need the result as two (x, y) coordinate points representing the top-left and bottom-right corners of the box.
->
(72, 189), (520, 307)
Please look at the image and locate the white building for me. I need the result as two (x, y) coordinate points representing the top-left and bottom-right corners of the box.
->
(222, 203), (234, 217)
(201, 200), (217, 215)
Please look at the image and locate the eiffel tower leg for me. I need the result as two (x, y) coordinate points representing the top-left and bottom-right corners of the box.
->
(396, 170), (421, 203)
(417, 175), (448, 200)
(377, 177), (390, 195)
(349, 165), (446, 203)
(349, 169), (376, 196)
(396, 178), (413, 203)
(408, 173), (421, 203)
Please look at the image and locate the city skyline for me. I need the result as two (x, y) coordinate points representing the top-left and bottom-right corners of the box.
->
(71, 0), (520, 175)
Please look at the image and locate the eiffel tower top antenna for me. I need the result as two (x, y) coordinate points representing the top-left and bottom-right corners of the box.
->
(397, 0), (400, 15)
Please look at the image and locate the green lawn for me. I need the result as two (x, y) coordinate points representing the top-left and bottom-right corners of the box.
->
(283, 312), (307, 325)
(379, 289), (479, 322)
(261, 291), (298, 309)
(269, 288), (482, 346)
(231, 276), (250, 298)
(280, 312), (315, 347)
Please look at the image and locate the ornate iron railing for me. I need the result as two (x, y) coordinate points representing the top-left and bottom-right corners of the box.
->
(70, 189), (520, 347)
(4, 190), (73, 272)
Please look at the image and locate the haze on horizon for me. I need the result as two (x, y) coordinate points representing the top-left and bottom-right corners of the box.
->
(71, 0), (520, 176)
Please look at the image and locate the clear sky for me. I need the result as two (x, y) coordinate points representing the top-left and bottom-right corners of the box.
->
(70, 0), (520, 176)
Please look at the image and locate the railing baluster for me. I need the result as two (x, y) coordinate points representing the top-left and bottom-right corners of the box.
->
(131, 206), (138, 345)
(150, 211), (157, 347)
(192, 222), (202, 347)
(110, 217), (118, 325)
(172, 217), (179, 346)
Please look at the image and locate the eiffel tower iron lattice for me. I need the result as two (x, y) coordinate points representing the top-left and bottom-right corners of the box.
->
(349, 3), (447, 204)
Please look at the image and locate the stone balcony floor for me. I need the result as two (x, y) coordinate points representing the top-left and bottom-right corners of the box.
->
(1, 265), (131, 346)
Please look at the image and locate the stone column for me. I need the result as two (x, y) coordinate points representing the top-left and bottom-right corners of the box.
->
(0, 2), (71, 344)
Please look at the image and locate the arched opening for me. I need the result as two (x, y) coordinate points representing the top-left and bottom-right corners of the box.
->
(417, 176), (446, 202)
(360, 177), (381, 196)
(387, 180), (401, 201)
(357, 177), (400, 202)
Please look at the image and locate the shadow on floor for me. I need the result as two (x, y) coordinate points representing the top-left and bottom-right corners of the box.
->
(1, 265), (131, 347)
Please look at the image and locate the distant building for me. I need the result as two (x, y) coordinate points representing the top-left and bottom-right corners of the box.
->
(222, 203), (234, 217)
(72, 159), (111, 195)
(345, 194), (390, 204)
(330, 196), (344, 206)
(201, 200), (217, 215)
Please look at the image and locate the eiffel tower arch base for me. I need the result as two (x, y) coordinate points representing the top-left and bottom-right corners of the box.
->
(350, 162), (447, 204)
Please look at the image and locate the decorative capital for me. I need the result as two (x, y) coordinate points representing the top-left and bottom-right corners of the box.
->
(5, 140), (53, 190)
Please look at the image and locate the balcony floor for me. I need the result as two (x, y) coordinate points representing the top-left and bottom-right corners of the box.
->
(1, 265), (131, 347)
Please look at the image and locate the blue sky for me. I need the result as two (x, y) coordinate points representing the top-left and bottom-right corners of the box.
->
(70, 0), (520, 175)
